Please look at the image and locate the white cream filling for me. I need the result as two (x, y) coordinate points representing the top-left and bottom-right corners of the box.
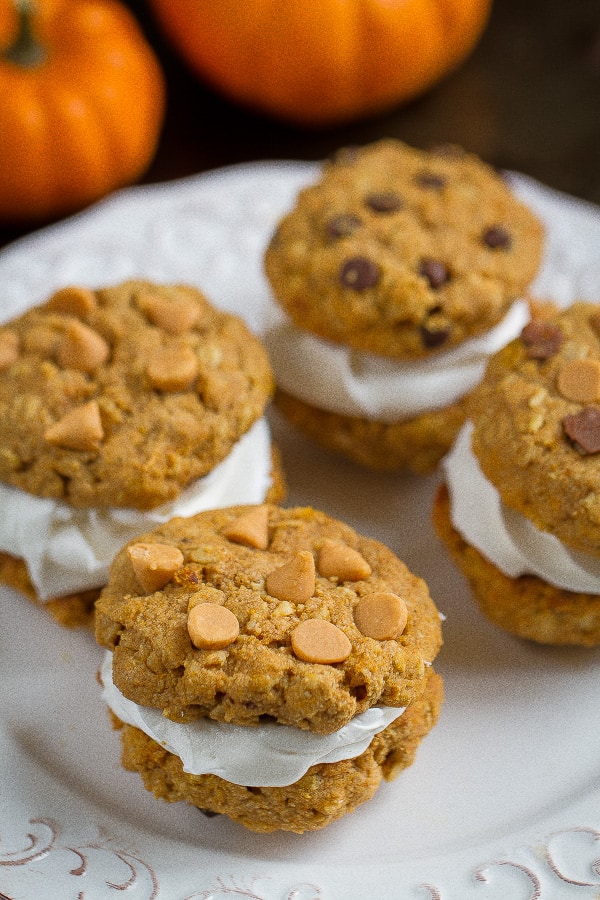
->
(100, 652), (406, 787)
(443, 421), (600, 594)
(265, 300), (530, 422)
(0, 418), (273, 601)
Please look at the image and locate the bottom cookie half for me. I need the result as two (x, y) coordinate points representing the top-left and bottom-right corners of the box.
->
(111, 669), (443, 834)
(433, 484), (600, 647)
(275, 389), (469, 475)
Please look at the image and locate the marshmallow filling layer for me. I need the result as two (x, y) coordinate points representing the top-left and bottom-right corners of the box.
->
(0, 418), (274, 601)
(100, 652), (406, 787)
(443, 421), (600, 593)
(265, 300), (530, 422)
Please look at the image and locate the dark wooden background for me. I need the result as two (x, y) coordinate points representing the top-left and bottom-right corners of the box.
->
(1, 0), (599, 251)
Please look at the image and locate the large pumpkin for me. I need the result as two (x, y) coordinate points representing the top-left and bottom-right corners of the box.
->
(149, 0), (492, 128)
(0, 0), (165, 223)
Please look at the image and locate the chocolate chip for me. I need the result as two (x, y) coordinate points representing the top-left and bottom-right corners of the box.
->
(483, 225), (512, 250)
(589, 313), (600, 338)
(563, 406), (600, 454)
(415, 172), (446, 190)
(340, 257), (380, 290)
(521, 321), (564, 359)
(419, 259), (449, 289)
(327, 214), (362, 239)
(420, 324), (451, 348)
(365, 191), (403, 213)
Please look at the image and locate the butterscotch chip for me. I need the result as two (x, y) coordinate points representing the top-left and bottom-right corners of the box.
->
(354, 592), (408, 640)
(266, 550), (315, 602)
(222, 505), (269, 549)
(187, 602), (240, 649)
(137, 291), (199, 335)
(291, 618), (352, 663)
(0, 331), (19, 370)
(46, 286), (97, 318)
(127, 542), (184, 593)
(557, 358), (600, 403)
(44, 400), (104, 452)
(317, 539), (372, 581)
(56, 320), (110, 373)
(146, 347), (199, 392)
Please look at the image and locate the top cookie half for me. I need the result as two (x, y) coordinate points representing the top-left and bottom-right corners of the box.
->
(469, 302), (600, 557)
(95, 504), (442, 735)
(265, 140), (544, 359)
(0, 281), (273, 509)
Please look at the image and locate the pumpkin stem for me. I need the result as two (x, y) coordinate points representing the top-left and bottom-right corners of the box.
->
(3, 0), (46, 67)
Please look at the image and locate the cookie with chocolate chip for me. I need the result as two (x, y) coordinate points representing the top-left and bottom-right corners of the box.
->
(434, 301), (600, 646)
(96, 503), (443, 831)
(265, 139), (542, 358)
(95, 503), (442, 732)
(264, 139), (543, 472)
(0, 280), (284, 626)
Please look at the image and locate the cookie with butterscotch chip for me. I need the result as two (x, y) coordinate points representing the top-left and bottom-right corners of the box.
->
(468, 302), (600, 554)
(0, 279), (274, 508)
(96, 503), (443, 831)
(0, 280), (284, 626)
(435, 301), (600, 646)
(264, 139), (543, 473)
(95, 504), (442, 733)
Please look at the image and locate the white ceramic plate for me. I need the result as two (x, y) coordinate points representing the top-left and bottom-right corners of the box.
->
(1, 161), (600, 900)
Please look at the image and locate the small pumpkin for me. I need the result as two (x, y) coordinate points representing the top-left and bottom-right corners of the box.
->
(0, 0), (166, 223)
(148, 0), (492, 128)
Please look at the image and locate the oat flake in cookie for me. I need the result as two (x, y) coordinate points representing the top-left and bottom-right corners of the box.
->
(96, 504), (443, 832)
(0, 280), (284, 627)
(264, 139), (544, 473)
(434, 302), (600, 646)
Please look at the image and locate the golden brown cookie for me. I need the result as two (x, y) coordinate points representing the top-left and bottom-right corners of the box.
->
(95, 504), (442, 734)
(275, 386), (470, 474)
(112, 667), (443, 834)
(0, 280), (274, 509)
(433, 484), (600, 646)
(0, 448), (286, 629)
(265, 139), (543, 359)
(469, 302), (600, 555)
(0, 281), (283, 626)
(264, 139), (543, 474)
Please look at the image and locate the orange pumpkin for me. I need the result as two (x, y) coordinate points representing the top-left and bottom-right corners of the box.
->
(148, 0), (492, 128)
(0, 0), (166, 223)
